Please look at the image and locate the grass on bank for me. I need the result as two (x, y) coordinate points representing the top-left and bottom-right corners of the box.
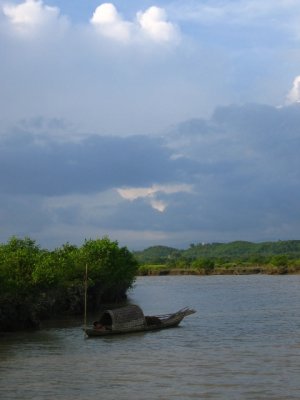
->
(138, 260), (300, 276)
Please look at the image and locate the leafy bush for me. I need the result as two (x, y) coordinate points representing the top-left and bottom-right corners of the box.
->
(191, 258), (215, 273)
(0, 237), (40, 294)
(0, 236), (138, 299)
(270, 255), (289, 267)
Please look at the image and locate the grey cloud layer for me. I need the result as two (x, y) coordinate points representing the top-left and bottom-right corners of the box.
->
(1, 103), (300, 248)
(0, 131), (181, 195)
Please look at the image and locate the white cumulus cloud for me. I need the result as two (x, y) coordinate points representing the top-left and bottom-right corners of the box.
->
(90, 2), (179, 44)
(149, 199), (167, 213)
(137, 6), (179, 42)
(90, 3), (132, 43)
(2, 0), (68, 35)
(286, 75), (300, 104)
(117, 183), (193, 212)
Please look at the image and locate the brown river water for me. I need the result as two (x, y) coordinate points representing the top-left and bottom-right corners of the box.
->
(1, 275), (300, 399)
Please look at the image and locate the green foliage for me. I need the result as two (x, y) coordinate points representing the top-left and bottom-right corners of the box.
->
(191, 258), (215, 273)
(136, 240), (300, 265)
(138, 264), (169, 275)
(134, 245), (179, 264)
(80, 237), (138, 290)
(0, 236), (138, 298)
(174, 258), (191, 269)
(135, 240), (300, 276)
(0, 236), (40, 294)
(32, 243), (79, 288)
(270, 255), (289, 267)
(32, 252), (59, 287)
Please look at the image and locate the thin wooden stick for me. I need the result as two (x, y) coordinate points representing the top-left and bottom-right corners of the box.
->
(84, 264), (88, 331)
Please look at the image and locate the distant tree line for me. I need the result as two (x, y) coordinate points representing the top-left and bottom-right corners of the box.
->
(134, 241), (300, 275)
(0, 236), (138, 331)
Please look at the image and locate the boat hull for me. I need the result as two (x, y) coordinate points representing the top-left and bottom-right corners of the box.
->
(84, 307), (195, 338)
(84, 316), (183, 337)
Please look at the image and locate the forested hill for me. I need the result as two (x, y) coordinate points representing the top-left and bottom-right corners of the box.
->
(134, 240), (300, 264)
(133, 245), (180, 264)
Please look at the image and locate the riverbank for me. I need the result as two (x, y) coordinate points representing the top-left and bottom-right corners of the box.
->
(138, 263), (300, 276)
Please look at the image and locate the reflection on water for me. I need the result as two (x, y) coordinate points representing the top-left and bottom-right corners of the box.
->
(1, 275), (300, 399)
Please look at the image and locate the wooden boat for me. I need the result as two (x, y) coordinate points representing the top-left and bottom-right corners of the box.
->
(84, 304), (196, 337)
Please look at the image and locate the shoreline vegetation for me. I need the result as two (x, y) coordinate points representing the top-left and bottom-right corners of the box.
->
(138, 263), (300, 276)
(1, 237), (300, 332)
(0, 236), (138, 332)
(135, 241), (300, 276)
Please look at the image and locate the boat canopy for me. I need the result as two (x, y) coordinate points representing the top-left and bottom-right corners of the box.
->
(98, 304), (146, 331)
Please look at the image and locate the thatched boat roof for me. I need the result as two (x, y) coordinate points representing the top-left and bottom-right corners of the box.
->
(98, 304), (146, 331)
(87, 305), (196, 337)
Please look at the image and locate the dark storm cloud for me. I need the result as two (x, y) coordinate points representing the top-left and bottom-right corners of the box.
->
(0, 126), (188, 196)
(1, 102), (300, 248)
(159, 103), (300, 241)
(94, 103), (300, 241)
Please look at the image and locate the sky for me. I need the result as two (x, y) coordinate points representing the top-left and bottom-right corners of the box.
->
(1, 0), (300, 250)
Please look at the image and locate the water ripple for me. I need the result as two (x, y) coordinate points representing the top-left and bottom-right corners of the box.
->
(1, 275), (300, 399)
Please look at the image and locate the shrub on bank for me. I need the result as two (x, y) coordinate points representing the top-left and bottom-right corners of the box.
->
(0, 236), (138, 331)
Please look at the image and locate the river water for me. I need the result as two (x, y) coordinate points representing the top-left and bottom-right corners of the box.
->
(1, 275), (300, 399)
